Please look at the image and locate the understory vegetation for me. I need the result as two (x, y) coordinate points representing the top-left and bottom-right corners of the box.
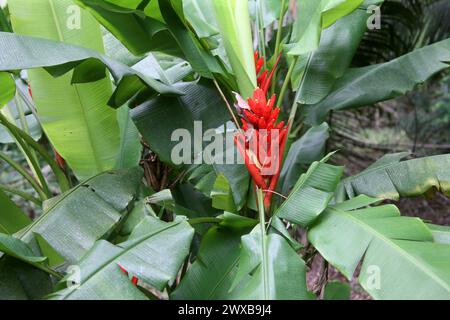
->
(0, 0), (449, 300)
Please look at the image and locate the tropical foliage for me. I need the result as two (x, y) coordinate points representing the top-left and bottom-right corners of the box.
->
(0, 0), (449, 300)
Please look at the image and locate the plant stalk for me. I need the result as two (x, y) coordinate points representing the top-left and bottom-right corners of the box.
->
(213, 78), (242, 132)
(277, 55), (298, 107)
(188, 217), (222, 226)
(10, 97), (42, 182)
(34, 263), (63, 279)
(256, 187), (270, 300)
(256, 0), (267, 66)
(271, 0), (287, 93)
(12, 122), (71, 192)
(287, 53), (313, 137)
(0, 151), (47, 201)
(0, 184), (42, 206)
(274, 0), (286, 60)
(0, 113), (52, 197)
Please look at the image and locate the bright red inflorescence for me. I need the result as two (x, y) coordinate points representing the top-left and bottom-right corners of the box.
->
(234, 51), (288, 211)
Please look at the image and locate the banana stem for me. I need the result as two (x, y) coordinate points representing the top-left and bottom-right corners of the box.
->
(256, 187), (269, 299)
(9, 120), (71, 192)
(0, 151), (47, 201)
(188, 217), (222, 226)
(0, 113), (52, 198)
(271, 0), (287, 94)
(0, 184), (42, 206)
(277, 56), (298, 107)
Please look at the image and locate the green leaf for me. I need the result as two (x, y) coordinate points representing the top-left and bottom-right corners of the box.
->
(189, 135), (250, 211)
(158, 0), (218, 79)
(8, 0), (115, 179)
(0, 72), (15, 107)
(117, 215), (195, 290)
(0, 91), (43, 144)
(17, 167), (143, 263)
(171, 183), (222, 226)
(130, 80), (230, 164)
(0, 257), (53, 300)
(288, 0), (364, 56)
(276, 158), (344, 227)
(0, 233), (47, 266)
(332, 194), (382, 211)
(288, 1), (322, 56)
(0, 189), (31, 234)
(0, 7), (11, 33)
(309, 201), (450, 299)
(0, 32), (179, 103)
(147, 189), (175, 210)
(428, 224), (450, 245)
(323, 280), (351, 300)
(0, 30), (176, 178)
(306, 38), (450, 124)
(212, 0), (256, 98)
(49, 217), (194, 299)
(119, 200), (154, 238)
(183, 0), (219, 39)
(47, 241), (148, 300)
(321, 0), (365, 28)
(295, 6), (370, 104)
(231, 227), (312, 300)
(336, 153), (450, 201)
(171, 213), (257, 300)
(77, 0), (177, 56)
(104, 0), (142, 9)
(269, 216), (303, 251)
(115, 106), (141, 169)
(211, 174), (237, 212)
(248, 0), (288, 28)
(280, 123), (330, 194)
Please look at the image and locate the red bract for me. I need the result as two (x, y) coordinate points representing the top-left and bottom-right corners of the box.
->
(118, 264), (139, 286)
(254, 51), (282, 96)
(235, 52), (288, 211)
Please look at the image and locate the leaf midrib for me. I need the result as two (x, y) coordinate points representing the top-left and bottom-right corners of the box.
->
(63, 221), (182, 299)
(332, 208), (450, 293)
(17, 171), (106, 241)
(206, 256), (239, 300)
(48, 0), (104, 173)
(322, 38), (450, 106)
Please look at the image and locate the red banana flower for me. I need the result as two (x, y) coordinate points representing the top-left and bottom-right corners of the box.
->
(235, 52), (288, 211)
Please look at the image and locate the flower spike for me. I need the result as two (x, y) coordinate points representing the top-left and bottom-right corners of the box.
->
(234, 51), (288, 212)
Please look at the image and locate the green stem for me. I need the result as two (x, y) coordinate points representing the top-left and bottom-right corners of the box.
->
(256, 0), (266, 66)
(274, 0), (286, 59)
(14, 97), (30, 135)
(12, 97), (42, 182)
(277, 55), (298, 107)
(271, 0), (287, 94)
(0, 113), (52, 197)
(287, 53), (313, 132)
(0, 184), (42, 206)
(0, 8), (12, 32)
(188, 217), (222, 226)
(12, 123), (71, 192)
(33, 262), (63, 279)
(0, 151), (47, 201)
(256, 187), (269, 300)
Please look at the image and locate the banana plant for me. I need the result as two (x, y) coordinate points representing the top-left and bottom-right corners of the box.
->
(0, 0), (449, 301)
